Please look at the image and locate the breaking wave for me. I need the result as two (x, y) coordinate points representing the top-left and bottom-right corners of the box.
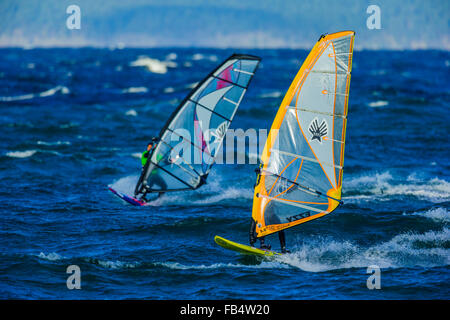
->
(407, 207), (450, 223)
(277, 227), (450, 272)
(345, 171), (450, 203)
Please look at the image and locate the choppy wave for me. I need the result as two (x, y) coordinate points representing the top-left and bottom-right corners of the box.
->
(408, 207), (450, 223)
(37, 252), (64, 261)
(154, 261), (289, 270)
(345, 172), (450, 203)
(110, 172), (252, 207)
(37, 141), (71, 146)
(129, 56), (177, 74)
(90, 259), (140, 269)
(6, 150), (37, 158)
(0, 85), (69, 102)
(5, 149), (62, 158)
(277, 227), (450, 272)
(34, 227), (449, 272)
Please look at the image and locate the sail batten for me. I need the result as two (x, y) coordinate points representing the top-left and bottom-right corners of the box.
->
(252, 31), (355, 237)
(257, 194), (328, 213)
(270, 148), (343, 169)
(188, 99), (233, 122)
(292, 106), (347, 119)
(135, 54), (261, 196)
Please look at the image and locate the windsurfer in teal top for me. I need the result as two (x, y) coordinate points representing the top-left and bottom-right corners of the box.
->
(139, 137), (167, 201)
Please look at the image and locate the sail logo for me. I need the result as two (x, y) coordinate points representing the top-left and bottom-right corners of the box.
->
(209, 121), (228, 144)
(286, 211), (311, 222)
(308, 118), (328, 143)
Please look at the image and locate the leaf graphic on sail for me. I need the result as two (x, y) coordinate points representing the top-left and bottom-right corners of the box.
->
(135, 54), (261, 195)
(252, 31), (355, 237)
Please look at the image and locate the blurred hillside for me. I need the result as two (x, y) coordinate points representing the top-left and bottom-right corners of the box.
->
(0, 0), (448, 49)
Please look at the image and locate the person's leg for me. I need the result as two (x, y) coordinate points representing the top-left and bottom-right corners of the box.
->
(249, 219), (257, 246)
(259, 236), (271, 250)
(278, 231), (289, 253)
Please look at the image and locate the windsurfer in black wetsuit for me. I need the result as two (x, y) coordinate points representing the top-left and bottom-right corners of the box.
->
(249, 218), (288, 253)
(249, 166), (289, 253)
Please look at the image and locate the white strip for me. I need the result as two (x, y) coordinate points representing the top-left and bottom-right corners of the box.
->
(258, 194), (328, 214)
(223, 97), (238, 105)
(323, 137), (344, 144)
(233, 68), (254, 75)
(271, 148), (343, 169)
(331, 52), (353, 56)
(261, 170), (319, 196)
(289, 106), (346, 119)
(229, 89), (246, 120)
(324, 92), (348, 96)
(310, 70), (350, 75)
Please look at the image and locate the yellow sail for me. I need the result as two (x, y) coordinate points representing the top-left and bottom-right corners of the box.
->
(252, 31), (355, 237)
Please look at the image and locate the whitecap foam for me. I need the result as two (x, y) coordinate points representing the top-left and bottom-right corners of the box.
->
(154, 261), (289, 270)
(346, 171), (393, 189)
(39, 85), (69, 97)
(125, 109), (138, 116)
(6, 150), (37, 158)
(275, 228), (450, 272)
(345, 172), (450, 203)
(166, 53), (177, 60)
(129, 56), (176, 74)
(367, 100), (389, 108)
(0, 93), (34, 102)
(382, 178), (450, 202)
(258, 91), (283, 99)
(37, 252), (64, 261)
(186, 82), (198, 89)
(109, 175), (140, 195)
(408, 207), (450, 223)
(122, 87), (148, 94)
(0, 86), (69, 102)
(164, 87), (175, 93)
(191, 54), (218, 62)
(37, 141), (71, 146)
(96, 260), (140, 269)
(143, 170), (253, 207)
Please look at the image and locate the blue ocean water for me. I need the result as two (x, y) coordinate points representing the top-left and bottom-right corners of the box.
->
(0, 48), (449, 299)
